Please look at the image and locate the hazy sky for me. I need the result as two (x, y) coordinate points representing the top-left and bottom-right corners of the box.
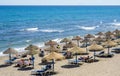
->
(0, 0), (120, 5)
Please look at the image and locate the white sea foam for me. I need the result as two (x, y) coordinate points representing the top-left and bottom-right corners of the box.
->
(21, 27), (39, 32)
(14, 47), (27, 52)
(53, 38), (62, 43)
(110, 22), (120, 26)
(21, 27), (64, 33)
(25, 40), (31, 43)
(0, 52), (6, 56)
(113, 19), (117, 22)
(34, 42), (44, 48)
(77, 26), (99, 30)
(100, 21), (103, 24)
(40, 29), (64, 33)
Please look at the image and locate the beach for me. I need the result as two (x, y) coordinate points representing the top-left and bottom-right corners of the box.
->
(0, 6), (120, 76)
(0, 46), (120, 76)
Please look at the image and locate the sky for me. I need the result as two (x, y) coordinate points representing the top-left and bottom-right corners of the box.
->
(0, 0), (120, 5)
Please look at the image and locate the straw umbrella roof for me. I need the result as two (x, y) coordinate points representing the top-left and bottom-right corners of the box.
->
(43, 52), (64, 61)
(3, 48), (18, 54)
(25, 44), (39, 55)
(113, 29), (120, 34)
(44, 46), (60, 52)
(105, 31), (114, 36)
(65, 41), (77, 48)
(67, 46), (86, 54)
(45, 40), (58, 46)
(60, 38), (71, 43)
(72, 36), (82, 41)
(102, 39), (117, 47)
(81, 38), (91, 43)
(93, 36), (105, 42)
(96, 32), (104, 36)
(26, 50), (38, 55)
(88, 43), (104, 52)
(114, 39), (120, 43)
(84, 34), (95, 38)
(25, 44), (39, 51)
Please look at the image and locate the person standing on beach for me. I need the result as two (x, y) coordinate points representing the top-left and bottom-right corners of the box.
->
(39, 49), (45, 57)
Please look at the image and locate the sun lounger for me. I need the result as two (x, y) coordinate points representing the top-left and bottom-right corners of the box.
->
(68, 59), (82, 65)
(78, 56), (93, 62)
(96, 53), (114, 58)
(31, 64), (52, 75)
(4, 57), (17, 64)
(95, 51), (104, 56)
(112, 48), (120, 53)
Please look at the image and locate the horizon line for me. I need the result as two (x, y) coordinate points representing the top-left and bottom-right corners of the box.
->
(0, 5), (120, 6)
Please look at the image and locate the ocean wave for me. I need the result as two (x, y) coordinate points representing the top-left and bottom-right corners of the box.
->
(110, 22), (120, 26)
(40, 29), (64, 33)
(21, 27), (39, 32)
(25, 40), (31, 43)
(53, 38), (62, 43)
(77, 26), (99, 30)
(14, 47), (26, 52)
(0, 52), (5, 56)
(20, 27), (64, 33)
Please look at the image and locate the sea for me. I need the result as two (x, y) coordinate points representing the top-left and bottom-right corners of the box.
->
(0, 6), (120, 56)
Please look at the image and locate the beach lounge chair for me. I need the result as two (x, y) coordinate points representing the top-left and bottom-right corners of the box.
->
(96, 53), (114, 58)
(4, 57), (17, 64)
(112, 48), (120, 53)
(95, 51), (104, 56)
(78, 56), (93, 63)
(68, 59), (83, 65)
(31, 64), (52, 75)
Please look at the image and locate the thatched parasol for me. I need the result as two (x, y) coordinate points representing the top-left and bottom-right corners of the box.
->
(81, 38), (91, 43)
(25, 44), (39, 51)
(81, 38), (92, 53)
(44, 46), (60, 52)
(3, 48), (18, 63)
(43, 52), (64, 71)
(105, 31), (114, 39)
(84, 34), (95, 39)
(43, 52), (64, 61)
(72, 36), (82, 47)
(105, 31), (114, 35)
(93, 36), (106, 44)
(45, 40), (58, 46)
(88, 43), (104, 61)
(113, 29), (120, 34)
(96, 32), (104, 36)
(25, 44), (39, 68)
(65, 41), (77, 48)
(67, 46), (86, 54)
(102, 39), (117, 54)
(114, 39), (120, 44)
(113, 29), (120, 38)
(67, 46), (86, 64)
(60, 38), (71, 46)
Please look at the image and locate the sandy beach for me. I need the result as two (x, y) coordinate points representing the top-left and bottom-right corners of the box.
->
(0, 5), (120, 76)
(0, 46), (120, 76)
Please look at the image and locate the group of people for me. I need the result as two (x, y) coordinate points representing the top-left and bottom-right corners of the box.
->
(16, 57), (34, 67)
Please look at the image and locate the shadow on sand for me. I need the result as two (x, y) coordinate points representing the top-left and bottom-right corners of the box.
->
(17, 67), (33, 71)
(31, 71), (58, 76)
(0, 64), (11, 68)
(61, 64), (80, 68)
(38, 62), (55, 65)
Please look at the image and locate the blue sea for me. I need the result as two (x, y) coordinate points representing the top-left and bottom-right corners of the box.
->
(0, 6), (120, 55)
